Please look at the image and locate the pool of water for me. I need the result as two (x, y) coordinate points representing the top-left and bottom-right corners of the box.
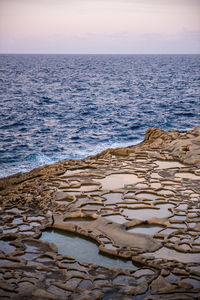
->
(127, 225), (164, 235)
(40, 229), (138, 270)
(144, 247), (200, 263)
(103, 214), (128, 224)
(175, 172), (200, 180)
(0, 240), (15, 254)
(155, 161), (185, 169)
(66, 184), (100, 192)
(135, 192), (159, 201)
(95, 174), (144, 190)
(123, 203), (173, 220)
(103, 193), (123, 205)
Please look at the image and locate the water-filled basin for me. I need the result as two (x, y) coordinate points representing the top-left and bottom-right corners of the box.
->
(40, 229), (138, 270)
(95, 174), (144, 190)
(127, 225), (163, 235)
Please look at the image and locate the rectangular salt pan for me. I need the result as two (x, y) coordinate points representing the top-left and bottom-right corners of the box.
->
(96, 174), (144, 190)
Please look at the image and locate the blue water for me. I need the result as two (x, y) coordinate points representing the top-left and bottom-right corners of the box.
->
(0, 54), (199, 178)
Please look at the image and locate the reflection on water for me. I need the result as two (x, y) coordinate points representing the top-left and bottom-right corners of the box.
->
(0, 240), (15, 254)
(127, 225), (164, 235)
(155, 161), (185, 169)
(96, 174), (144, 190)
(123, 203), (173, 220)
(175, 172), (200, 180)
(103, 214), (128, 224)
(144, 247), (200, 263)
(40, 229), (138, 270)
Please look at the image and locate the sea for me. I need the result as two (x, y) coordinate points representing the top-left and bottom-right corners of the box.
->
(0, 54), (200, 178)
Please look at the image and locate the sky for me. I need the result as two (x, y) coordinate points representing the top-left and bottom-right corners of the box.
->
(0, 0), (200, 54)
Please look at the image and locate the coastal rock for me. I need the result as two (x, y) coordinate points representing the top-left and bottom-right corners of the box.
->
(0, 127), (200, 299)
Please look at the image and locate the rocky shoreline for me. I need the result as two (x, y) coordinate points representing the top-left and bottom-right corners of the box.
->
(0, 126), (200, 299)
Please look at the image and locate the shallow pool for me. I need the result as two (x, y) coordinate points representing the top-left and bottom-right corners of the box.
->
(40, 229), (138, 270)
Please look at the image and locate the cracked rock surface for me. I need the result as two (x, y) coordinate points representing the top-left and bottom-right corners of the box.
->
(0, 126), (200, 299)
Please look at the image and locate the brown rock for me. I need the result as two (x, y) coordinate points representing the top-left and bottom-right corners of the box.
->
(151, 275), (177, 294)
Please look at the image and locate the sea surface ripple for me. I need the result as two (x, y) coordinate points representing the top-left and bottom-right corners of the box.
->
(0, 54), (199, 177)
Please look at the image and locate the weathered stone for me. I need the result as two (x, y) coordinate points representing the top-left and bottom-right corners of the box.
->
(151, 275), (178, 293)
(0, 126), (200, 298)
(32, 288), (59, 299)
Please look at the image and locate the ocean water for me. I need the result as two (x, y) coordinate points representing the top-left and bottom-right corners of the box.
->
(0, 54), (199, 178)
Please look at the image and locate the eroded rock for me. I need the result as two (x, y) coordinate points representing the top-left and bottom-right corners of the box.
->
(0, 127), (200, 298)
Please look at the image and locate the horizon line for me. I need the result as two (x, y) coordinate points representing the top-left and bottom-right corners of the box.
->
(0, 52), (200, 55)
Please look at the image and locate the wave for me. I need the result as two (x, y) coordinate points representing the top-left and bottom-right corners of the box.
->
(0, 54), (199, 177)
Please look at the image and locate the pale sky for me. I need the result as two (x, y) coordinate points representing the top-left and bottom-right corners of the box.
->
(0, 0), (200, 54)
